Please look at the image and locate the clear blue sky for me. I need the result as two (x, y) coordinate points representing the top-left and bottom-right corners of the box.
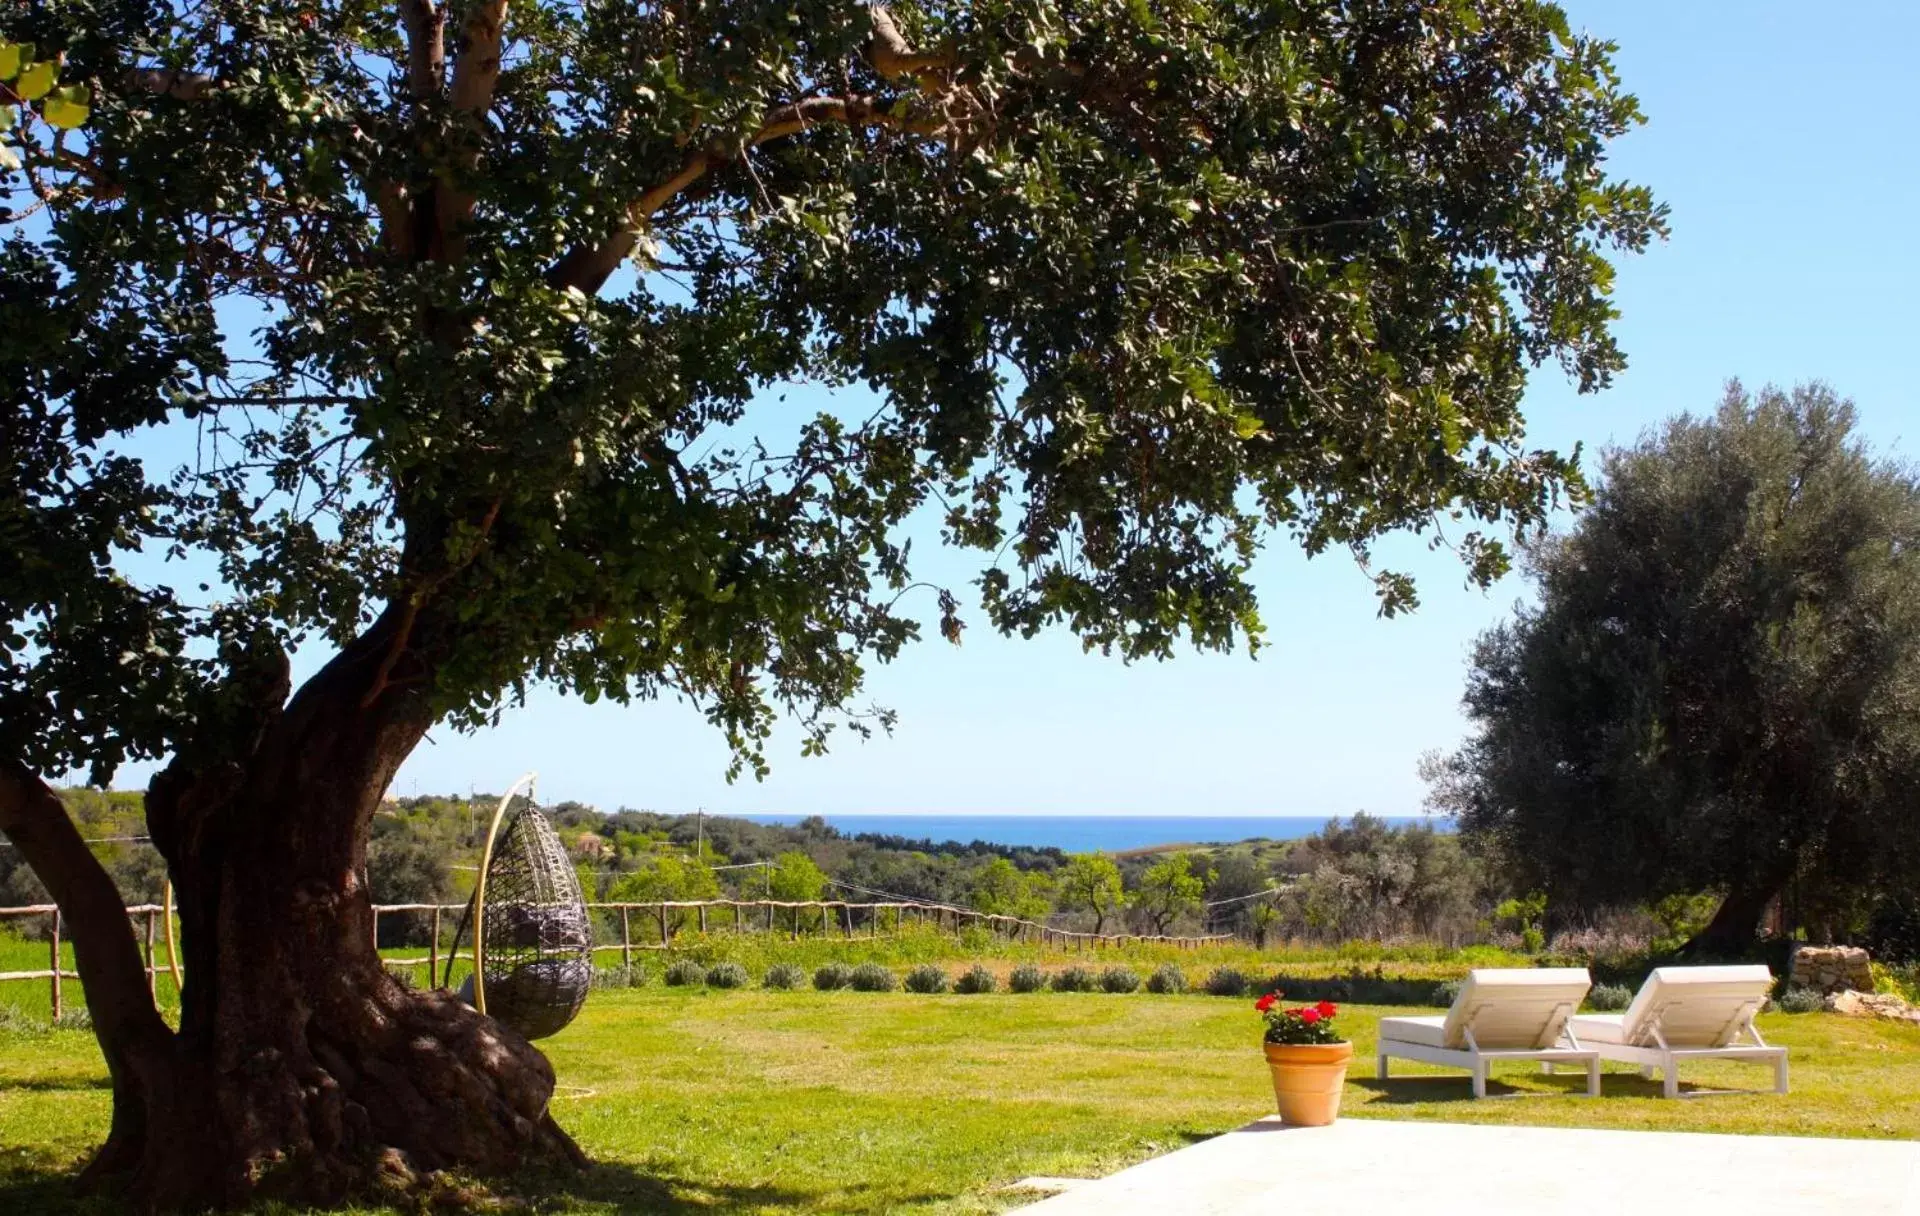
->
(134, 2), (1920, 817)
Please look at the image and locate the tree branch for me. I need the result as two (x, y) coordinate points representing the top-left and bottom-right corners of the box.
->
(401, 0), (447, 100)
(448, 0), (510, 114)
(867, 5), (953, 81)
(0, 760), (173, 1065)
(359, 496), (504, 708)
(546, 94), (944, 294)
(432, 0), (512, 261)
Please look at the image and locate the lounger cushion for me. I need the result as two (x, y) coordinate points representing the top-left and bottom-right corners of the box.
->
(1612, 965), (1774, 1048)
(1377, 1015), (1449, 1048)
(1566, 1013), (1629, 1044)
(1437, 968), (1592, 1050)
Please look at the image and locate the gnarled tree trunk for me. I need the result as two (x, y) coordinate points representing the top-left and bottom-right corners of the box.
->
(1681, 877), (1785, 958)
(3, 608), (582, 1211)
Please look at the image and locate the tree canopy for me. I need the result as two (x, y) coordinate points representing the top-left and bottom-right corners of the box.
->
(1134, 850), (1209, 933)
(1427, 383), (1920, 949)
(1055, 852), (1125, 933)
(3, 0), (1664, 789)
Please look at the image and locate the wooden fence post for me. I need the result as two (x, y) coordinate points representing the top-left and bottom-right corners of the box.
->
(657, 903), (669, 946)
(429, 906), (442, 981)
(49, 909), (63, 1021)
(765, 901), (774, 932)
(621, 907), (633, 966)
(371, 907), (380, 955)
(144, 909), (157, 996)
(698, 905), (708, 935)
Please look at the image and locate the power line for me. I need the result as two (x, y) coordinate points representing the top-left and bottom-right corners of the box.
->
(1204, 884), (1294, 909)
(824, 877), (962, 911)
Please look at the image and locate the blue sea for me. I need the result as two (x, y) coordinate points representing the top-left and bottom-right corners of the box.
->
(738, 814), (1443, 853)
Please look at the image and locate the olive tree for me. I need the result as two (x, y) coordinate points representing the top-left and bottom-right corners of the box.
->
(1429, 384), (1920, 951)
(0, 0), (1661, 1206)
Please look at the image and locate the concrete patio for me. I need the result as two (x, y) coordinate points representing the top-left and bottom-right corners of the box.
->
(1017, 1117), (1920, 1214)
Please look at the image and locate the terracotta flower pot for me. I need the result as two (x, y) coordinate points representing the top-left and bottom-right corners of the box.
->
(1263, 1040), (1353, 1126)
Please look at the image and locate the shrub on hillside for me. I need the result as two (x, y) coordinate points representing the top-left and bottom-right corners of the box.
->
(1051, 965), (1098, 993)
(905, 964), (950, 994)
(1776, 986), (1825, 1014)
(1145, 964), (1187, 994)
(52, 1007), (92, 1032)
(814, 962), (855, 990)
(850, 963), (896, 992)
(1009, 964), (1046, 993)
(1877, 962), (1920, 1005)
(1100, 966), (1141, 993)
(763, 963), (806, 990)
(664, 959), (707, 987)
(1585, 983), (1633, 1012)
(955, 964), (997, 994)
(1205, 966), (1250, 997)
(1434, 978), (1464, 1007)
(705, 962), (751, 989)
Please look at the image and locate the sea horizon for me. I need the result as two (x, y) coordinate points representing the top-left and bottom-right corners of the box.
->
(737, 812), (1446, 853)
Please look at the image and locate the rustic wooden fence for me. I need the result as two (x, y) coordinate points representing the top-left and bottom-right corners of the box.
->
(1, 898), (1231, 1015)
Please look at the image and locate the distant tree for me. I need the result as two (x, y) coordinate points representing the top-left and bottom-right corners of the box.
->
(1248, 900), (1281, 950)
(1134, 852), (1211, 935)
(767, 851), (828, 902)
(606, 852), (722, 902)
(765, 849), (830, 933)
(1428, 384), (1920, 952)
(606, 852), (722, 938)
(966, 857), (1049, 921)
(1204, 851), (1270, 935)
(366, 840), (454, 948)
(1056, 853), (1127, 935)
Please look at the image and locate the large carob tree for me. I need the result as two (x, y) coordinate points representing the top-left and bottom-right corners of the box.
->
(0, 0), (1661, 1207)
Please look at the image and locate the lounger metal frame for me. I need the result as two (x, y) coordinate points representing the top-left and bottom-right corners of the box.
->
(1584, 1002), (1788, 1099)
(1377, 1001), (1601, 1099)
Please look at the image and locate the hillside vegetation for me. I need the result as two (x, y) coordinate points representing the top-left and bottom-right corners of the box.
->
(4, 791), (1509, 949)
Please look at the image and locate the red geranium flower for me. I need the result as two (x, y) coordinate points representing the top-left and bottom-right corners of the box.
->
(1255, 992), (1277, 1012)
(1299, 1008), (1321, 1024)
(1315, 1000), (1337, 1018)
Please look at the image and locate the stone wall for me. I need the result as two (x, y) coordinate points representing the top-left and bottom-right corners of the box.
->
(1789, 944), (1875, 994)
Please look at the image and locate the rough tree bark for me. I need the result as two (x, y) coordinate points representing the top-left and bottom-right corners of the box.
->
(3, 605), (582, 1211)
(1681, 877), (1785, 957)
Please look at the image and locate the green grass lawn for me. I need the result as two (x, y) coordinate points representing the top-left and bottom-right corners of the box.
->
(4, 987), (1917, 1214)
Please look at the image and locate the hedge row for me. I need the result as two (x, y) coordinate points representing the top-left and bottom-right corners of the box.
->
(596, 962), (1711, 1012)
(594, 961), (1471, 1003)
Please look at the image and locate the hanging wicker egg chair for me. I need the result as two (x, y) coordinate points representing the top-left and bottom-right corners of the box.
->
(445, 774), (592, 1041)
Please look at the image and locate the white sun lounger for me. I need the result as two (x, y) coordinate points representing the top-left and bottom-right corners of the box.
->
(1567, 965), (1786, 1099)
(1377, 968), (1598, 1098)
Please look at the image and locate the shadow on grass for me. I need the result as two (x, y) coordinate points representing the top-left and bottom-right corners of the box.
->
(0, 1157), (953, 1215)
(1350, 1073), (1610, 1104)
(0, 1073), (112, 1092)
(0, 1164), (121, 1216)
(504, 1159), (853, 1213)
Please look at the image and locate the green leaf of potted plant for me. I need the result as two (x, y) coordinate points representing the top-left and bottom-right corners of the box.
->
(1258, 991), (1353, 1125)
